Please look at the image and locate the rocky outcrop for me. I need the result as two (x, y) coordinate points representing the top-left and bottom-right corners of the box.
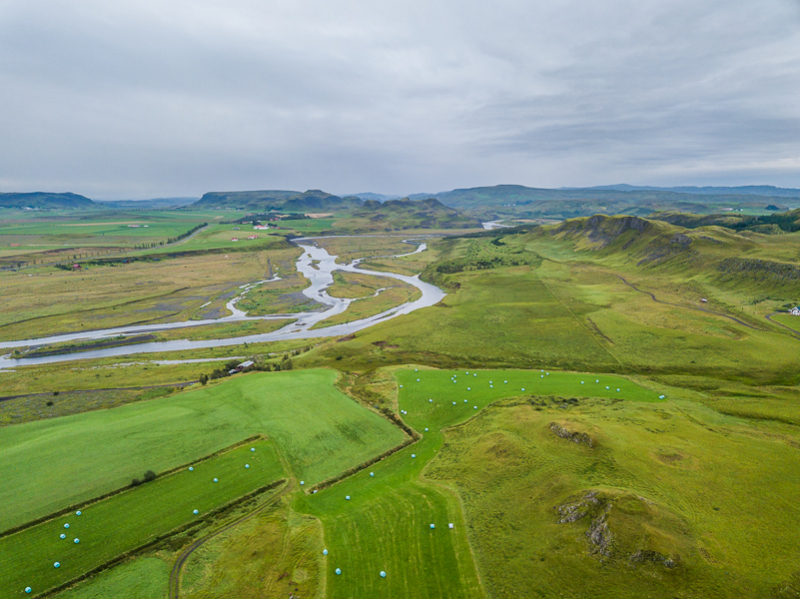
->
(550, 422), (595, 447)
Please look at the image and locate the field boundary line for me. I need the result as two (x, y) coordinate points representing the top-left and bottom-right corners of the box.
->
(613, 274), (767, 332)
(35, 479), (287, 599)
(168, 479), (292, 599)
(534, 271), (623, 367)
(0, 434), (267, 538)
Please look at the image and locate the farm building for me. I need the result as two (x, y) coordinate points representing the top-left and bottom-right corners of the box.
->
(790, 307), (800, 316)
(235, 360), (254, 372)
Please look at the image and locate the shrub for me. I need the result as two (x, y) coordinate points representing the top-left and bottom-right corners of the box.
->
(143, 470), (157, 482)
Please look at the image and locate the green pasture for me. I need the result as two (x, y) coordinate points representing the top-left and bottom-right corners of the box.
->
(139, 224), (285, 253)
(294, 367), (658, 598)
(0, 370), (404, 531)
(278, 218), (335, 233)
(0, 440), (282, 599)
(426, 396), (800, 598)
(55, 557), (169, 599)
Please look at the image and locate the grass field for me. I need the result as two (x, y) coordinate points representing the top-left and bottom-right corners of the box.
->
(0, 247), (299, 340)
(55, 557), (169, 599)
(0, 439), (283, 598)
(284, 368), (660, 599)
(426, 397), (800, 598)
(0, 370), (405, 531)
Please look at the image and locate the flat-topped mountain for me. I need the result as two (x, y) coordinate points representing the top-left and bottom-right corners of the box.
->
(192, 189), (362, 213)
(0, 192), (96, 209)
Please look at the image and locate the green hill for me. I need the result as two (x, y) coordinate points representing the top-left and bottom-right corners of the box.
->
(652, 207), (800, 234)
(0, 192), (96, 209)
(191, 189), (362, 213)
(336, 197), (481, 231)
(408, 184), (793, 219)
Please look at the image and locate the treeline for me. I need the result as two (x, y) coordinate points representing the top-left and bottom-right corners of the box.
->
(166, 222), (207, 244)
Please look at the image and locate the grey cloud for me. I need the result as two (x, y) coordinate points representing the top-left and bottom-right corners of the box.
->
(1, 0), (799, 197)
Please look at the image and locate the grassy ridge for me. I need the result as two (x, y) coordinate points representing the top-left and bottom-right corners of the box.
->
(0, 370), (405, 531)
(0, 439), (283, 598)
(425, 398), (800, 598)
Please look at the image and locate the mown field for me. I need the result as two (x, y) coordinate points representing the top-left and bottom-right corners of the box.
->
(0, 439), (284, 599)
(0, 370), (404, 531)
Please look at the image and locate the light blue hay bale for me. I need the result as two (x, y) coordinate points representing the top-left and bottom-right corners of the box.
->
(474, 406), (477, 409)
(64, 523), (70, 529)
(521, 388), (525, 391)
(250, 448), (255, 452)
(76, 511), (82, 516)
(54, 562), (60, 568)
(424, 428), (429, 432)
(193, 509), (199, 515)
(335, 568), (342, 575)
(345, 495), (351, 500)
(370, 472), (375, 477)
(25, 588), (32, 594)
(429, 399), (433, 402)
(213, 478), (219, 482)
(300, 480), (305, 485)
(380, 571), (387, 578)
(189, 467), (193, 471)
(464, 399), (467, 402)
(430, 523), (435, 529)
(60, 534), (66, 539)
(245, 464), (250, 469)
(74, 538), (80, 544)
(323, 549), (328, 555)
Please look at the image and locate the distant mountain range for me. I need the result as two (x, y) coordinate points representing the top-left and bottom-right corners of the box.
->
(575, 184), (800, 198)
(5, 185), (800, 220)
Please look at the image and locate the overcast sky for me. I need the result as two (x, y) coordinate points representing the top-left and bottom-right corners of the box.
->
(2, 0), (799, 199)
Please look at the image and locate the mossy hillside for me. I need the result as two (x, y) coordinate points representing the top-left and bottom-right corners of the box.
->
(425, 398), (800, 598)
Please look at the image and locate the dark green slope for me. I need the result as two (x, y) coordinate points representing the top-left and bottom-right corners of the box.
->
(0, 192), (96, 209)
(191, 189), (362, 213)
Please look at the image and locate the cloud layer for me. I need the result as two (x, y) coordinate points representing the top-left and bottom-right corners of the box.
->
(2, 0), (799, 197)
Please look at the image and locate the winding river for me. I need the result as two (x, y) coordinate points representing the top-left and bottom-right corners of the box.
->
(0, 240), (444, 369)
